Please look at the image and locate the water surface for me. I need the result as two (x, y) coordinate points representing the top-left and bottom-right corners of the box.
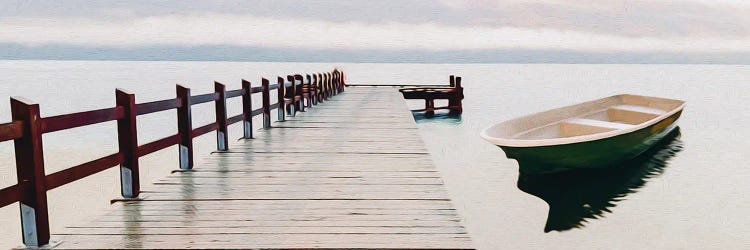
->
(0, 61), (747, 249)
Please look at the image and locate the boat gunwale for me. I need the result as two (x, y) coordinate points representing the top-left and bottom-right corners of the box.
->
(480, 94), (685, 148)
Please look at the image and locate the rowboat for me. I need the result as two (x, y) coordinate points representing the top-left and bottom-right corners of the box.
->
(480, 94), (685, 174)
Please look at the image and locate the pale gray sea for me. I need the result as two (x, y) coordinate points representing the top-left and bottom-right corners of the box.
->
(0, 61), (748, 249)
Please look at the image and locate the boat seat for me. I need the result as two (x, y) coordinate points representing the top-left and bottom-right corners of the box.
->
(560, 118), (634, 137)
(610, 105), (666, 115)
(606, 105), (665, 124)
(564, 118), (634, 130)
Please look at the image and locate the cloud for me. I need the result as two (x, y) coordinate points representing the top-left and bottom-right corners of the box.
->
(4, 0), (750, 39)
(437, 0), (750, 38)
(1, 14), (750, 53)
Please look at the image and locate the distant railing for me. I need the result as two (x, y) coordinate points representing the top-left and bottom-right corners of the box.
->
(0, 70), (346, 247)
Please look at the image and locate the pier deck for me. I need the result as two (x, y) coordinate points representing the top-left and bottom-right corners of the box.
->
(52, 87), (473, 249)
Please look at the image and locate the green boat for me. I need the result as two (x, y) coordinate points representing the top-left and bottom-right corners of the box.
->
(480, 94), (685, 174)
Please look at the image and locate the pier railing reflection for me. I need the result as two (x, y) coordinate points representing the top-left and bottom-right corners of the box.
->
(517, 128), (683, 232)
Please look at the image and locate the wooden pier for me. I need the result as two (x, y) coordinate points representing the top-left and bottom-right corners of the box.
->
(399, 75), (464, 116)
(0, 71), (473, 249)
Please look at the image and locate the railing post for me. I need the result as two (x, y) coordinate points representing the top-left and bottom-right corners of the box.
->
(285, 76), (297, 117)
(176, 85), (194, 170)
(261, 78), (271, 128)
(287, 75), (299, 115)
(241, 79), (253, 138)
(276, 77), (286, 121)
(214, 82), (228, 151)
(337, 72), (342, 94)
(10, 97), (50, 247)
(315, 73), (323, 103)
(425, 99), (435, 116)
(334, 72), (339, 95)
(115, 89), (140, 199)
(340, 71), (346, 92)
(328, 72), (334, 97)
(322, 73), (329, 100)
(307, 74), (316, 106)
(449, 75), (456, 87)
(294, 75), (305, 112)
(332, 72), (338, 95)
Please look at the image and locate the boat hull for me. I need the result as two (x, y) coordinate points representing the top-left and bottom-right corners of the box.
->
(499, 110), (682, 174)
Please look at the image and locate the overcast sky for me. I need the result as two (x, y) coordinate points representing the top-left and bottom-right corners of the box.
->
(1, 0), (750, 61)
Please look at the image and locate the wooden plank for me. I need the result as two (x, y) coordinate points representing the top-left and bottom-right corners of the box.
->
(191, 92), (218, 104)
(151, 177), (444, 185)
(0, 182), (26, 208)
(163, 171), (442, 178)
(53, 234), (472, 249)
(135, 98), (180, 115)
(191, 122), (218, 138)
(45, 152), (124, 190)
(40, 107), (124, 133)
(226, 113), (244, 125)
(0, 120), (23, 142)
(102, 208), (458, 216)
(68, 220), (460, 228)
(59, 226), (467, 235)
(92, 214), (460, 222)
(116, 199), (455, 208)
(136, 134), (180, 157)
(225, 88), (244, 98)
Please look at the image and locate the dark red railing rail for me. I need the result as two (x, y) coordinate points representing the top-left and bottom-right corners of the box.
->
(0, 70), (346, 247)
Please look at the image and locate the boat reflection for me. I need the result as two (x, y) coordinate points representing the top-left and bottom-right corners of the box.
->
(517, 127), (683, 232)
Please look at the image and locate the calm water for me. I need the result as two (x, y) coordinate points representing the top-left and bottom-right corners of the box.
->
(0, 61), (748, 249)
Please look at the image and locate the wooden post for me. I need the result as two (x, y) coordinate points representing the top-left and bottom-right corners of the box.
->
(115, 89), (140, 199)
(276, 77), (286, 121)
(332, 73), (336, 96)
(176, 85), (193, 170)
(425, 99), (435, 116)
(287, 75), (299, 114)
(334, 72), (340, 95)
(241, 79), (253, 138)
(315, 73), (323, 103)
(214, 82), (228, 151)
(336, 71), (341, 94)
(331, 72), (336, 96)
(322, 73), (329, 100)
(286, 75), (297, 117)
(261, 78), (271, 129)
(329, 73), (335, 97)
(10, 97), (50, 247)
(294, 75), (305, 111)
(305, 74), (310, 107)
(448, 75), (457, 111)
(340, 71), (346, 92)
(308, 74), (317, 106)
(450, 76), (463, 115)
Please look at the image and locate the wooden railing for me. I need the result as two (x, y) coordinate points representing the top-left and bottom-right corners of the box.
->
(0, 70), (345, 247)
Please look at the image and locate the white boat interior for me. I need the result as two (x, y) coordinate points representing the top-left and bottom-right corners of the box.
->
(481, 94), (685, 147)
